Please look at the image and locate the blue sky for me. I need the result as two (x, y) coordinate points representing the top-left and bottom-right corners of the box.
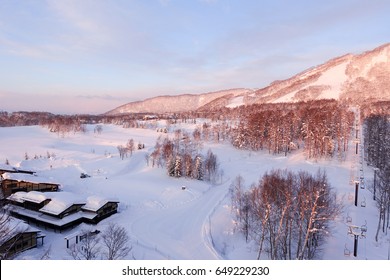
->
(0, 0), (389, 114)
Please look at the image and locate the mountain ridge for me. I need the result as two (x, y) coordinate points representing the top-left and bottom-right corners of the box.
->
(106, 43), (390, 115)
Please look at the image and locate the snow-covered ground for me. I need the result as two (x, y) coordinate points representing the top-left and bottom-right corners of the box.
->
(0, 122), (389, 260)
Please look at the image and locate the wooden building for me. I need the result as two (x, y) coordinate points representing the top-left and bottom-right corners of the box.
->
(6, 191), (119, 232)
(0, 219), (44, 259)
(1, 173), (59, 198)
(81, 196), (119, 223)
(7, 191), (51, 211)
(39, 192), (85, 220)
(0, 164), (35, 176)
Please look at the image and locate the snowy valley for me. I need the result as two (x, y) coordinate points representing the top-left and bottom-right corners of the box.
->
(0, 114), (389, 260)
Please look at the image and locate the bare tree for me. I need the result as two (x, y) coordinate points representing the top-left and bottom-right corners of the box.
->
(101, 223), (132, 260)
(117, 145), (127, 160)
(0, 211), (25, 260)
(204, 149), (218, 183)
(127, 139), (135, 157)
(40, 245), (52, 260)
(67, 230), (101, 260)
(0, 209), (12, 260)
(232, 169), (340, 260)
(94, 124), (103, 134)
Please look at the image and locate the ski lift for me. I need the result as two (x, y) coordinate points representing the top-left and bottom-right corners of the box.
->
(361, 221), (367, 233)
(347, 225), (359, 236)
(344, 244), (351, 256)
(361, 197), (366, 207)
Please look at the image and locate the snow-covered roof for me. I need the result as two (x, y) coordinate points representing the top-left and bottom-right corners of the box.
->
(0, 164), (17, 171)
(39, 192), (85, 216)
(1, 217), (41, 245)
(0, 164), (35, 174)
(7, 191), (28, 203)
(81, 195), (119, 212)
(8, 217), (40, 234)
(9, 205), (88, 227)
(22, 191), (50, 204)
(1, 172), (59, 185)
(7, 191), (51, 204)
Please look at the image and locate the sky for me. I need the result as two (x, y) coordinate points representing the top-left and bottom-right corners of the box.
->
(0, 0), (389, 114)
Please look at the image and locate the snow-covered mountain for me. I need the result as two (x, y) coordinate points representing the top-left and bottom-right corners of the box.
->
(106, 43), (390, 115)
(246, 43), (390, 105)
(105, 88), (253, 115)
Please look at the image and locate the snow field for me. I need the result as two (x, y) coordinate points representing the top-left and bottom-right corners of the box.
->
(0, 123), (388, 260)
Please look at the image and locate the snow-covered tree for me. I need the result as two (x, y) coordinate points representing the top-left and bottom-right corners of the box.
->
(193, 155), (203, 180)
(126, 139), (135, 156)
(232, 169), (340, 260)
(167, 155), (176, 177)
(204, 149), (218, 183)
(117, 145), (127, 160)
(174, 156), (182, 178)
(0, 210), (13, 260)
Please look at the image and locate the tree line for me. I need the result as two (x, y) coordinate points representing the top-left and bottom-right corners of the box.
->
(230, 169), (340, 260)
(229, 100), (354, 159)
(363, 114), (390, 240)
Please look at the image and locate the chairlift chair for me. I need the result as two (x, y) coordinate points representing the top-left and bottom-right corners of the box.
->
(361, 197), (366, 207)
(361, 221), (367, 233)
(344, 244), (351, 256)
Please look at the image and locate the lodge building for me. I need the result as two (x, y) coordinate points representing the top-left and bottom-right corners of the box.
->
(1, 166), (119, 258)
(0, 218), (44, 259)
(0, 164), (36, 176)
(0, 173), (59, 198)
(6, 191), (119, 232)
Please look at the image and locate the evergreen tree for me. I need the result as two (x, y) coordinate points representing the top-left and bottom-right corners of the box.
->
(167, 156), (175, 177)
(174, 156), (182, 177)
(193, 155), (203, 180)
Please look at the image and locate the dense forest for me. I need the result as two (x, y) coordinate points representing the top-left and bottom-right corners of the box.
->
(364, 114), (390, 240)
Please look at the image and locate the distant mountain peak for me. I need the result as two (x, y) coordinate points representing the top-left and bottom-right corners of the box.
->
(106, 43), (390, 115)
